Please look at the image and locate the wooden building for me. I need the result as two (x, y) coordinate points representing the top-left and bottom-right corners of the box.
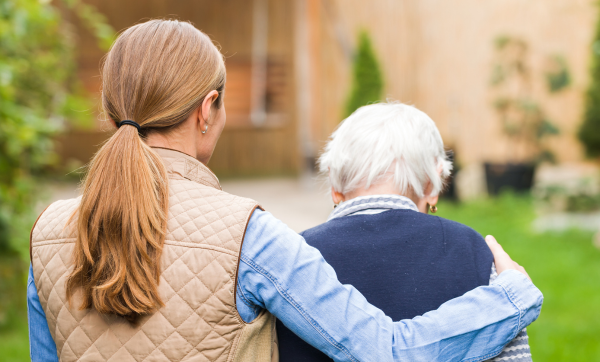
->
(61, 0), (597, 178)
(63, 0), (302, 177)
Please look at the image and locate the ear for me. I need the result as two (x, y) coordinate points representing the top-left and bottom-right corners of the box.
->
(331, 187), (345, 205)
(426, 193), (439, 209)
(417, 180), (439, 213)
(198, 90), (220, 129)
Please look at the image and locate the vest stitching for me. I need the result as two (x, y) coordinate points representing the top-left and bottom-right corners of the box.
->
(163, 240), (237, 256)
(43, 242), (240, 360)
(232, 205), (262, 326)
(33, 151), (265, 362)
(239, 254), (359, 362)
(227, 324), (247, 362)
(38, 234), (247, 358)
(30, 204), (50, 262)
(142, 344), (169, 362)
(36, 238), (241, 358)
(154, 246), (240, 360)
(32, 238), (75, 245)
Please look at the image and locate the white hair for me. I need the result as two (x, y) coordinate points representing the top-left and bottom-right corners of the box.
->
(319, 102), (452, 198)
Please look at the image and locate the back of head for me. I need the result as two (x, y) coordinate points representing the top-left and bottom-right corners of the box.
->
(319, 102), (452, 198)
(66, 20), (225, 321)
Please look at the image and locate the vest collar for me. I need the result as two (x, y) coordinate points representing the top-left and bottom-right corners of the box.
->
(328, 194), (419, 221)
(152, 147), (222, 190)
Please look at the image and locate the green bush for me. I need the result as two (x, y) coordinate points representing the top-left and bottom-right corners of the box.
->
(344, 31), (384, 118)
(0, 0), (114, 259)
(580, 7), (600, 159)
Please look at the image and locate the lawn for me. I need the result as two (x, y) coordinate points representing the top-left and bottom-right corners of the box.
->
(437, 194), (600, 361)
(1, 194), (598, 361)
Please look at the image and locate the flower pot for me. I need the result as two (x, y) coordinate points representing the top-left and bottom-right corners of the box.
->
(484, 162), (535, 195)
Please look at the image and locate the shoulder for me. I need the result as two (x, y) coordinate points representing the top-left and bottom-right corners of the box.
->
(300, 217), (349, 240)
(168, 177), (259, 213)
(31, 196), (81, 244)
(425, 214), (489, 250)
(165, 178), (260, 249)
(429, 215), (492, 261)
(433, 215), (485, 242)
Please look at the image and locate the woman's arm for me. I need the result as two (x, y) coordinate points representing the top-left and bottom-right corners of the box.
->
(486, 264), (533, 362)
(237, 209), (543, 362)
(27, 265), (59, 362)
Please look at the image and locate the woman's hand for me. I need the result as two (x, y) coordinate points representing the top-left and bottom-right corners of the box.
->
(485, 235), (531, 281)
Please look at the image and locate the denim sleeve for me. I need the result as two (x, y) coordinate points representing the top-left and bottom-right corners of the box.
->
(27, 265), (59, 362)
(486, 264), (533, 362)
(237, 209), (543, 362)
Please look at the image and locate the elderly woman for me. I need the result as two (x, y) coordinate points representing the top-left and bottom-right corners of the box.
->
(277, 102), (534, 362)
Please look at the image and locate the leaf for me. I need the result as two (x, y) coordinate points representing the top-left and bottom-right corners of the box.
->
(545, 55), (571, 93)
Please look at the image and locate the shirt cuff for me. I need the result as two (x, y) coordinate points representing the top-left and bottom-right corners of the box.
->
(491, 270), (543, 333)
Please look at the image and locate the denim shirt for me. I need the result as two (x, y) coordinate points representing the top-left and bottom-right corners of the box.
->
(29, 209), (543, 362)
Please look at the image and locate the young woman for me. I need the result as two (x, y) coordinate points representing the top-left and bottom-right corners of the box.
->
(28, 20), (542, 362)
(277, 102), (534, 362)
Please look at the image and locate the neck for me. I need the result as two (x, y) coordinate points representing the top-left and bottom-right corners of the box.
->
(146, 132), (197, 159)
(344, 183), (419, 205)
(342, 182), (432, 213)
(145, 115), (203, 162)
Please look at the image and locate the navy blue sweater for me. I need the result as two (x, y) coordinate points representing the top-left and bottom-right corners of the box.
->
(277, 209), (493, 362)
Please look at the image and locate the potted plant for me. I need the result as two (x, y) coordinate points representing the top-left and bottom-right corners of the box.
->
(486, 36), (563, 195)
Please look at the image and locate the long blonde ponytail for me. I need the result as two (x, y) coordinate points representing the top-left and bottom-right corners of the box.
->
(66, 20), (226, 321)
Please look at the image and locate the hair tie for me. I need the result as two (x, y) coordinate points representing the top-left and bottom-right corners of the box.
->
(118, 120), (141, 132)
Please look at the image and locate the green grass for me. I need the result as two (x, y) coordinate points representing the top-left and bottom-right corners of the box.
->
(0, 315), (29, 362)
(1, 194), (597, 361)
(438, 194), (600, 361)
(0, 255), (29, 362)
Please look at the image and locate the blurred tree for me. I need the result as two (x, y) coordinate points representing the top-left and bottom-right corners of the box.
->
(0, 0), (114, 259)
(580, 11), (600, 159)
(344, 31), (383, 118)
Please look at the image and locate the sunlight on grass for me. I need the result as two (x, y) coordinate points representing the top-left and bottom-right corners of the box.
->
(438, 194), (600, 361)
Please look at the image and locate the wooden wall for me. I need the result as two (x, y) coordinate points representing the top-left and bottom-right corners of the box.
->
(59, 0), (300, 177)
(313, 0), (597, 166)
(412, 0), (597, 165)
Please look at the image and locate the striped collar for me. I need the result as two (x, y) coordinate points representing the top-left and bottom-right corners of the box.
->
(328, 194), (419, 221)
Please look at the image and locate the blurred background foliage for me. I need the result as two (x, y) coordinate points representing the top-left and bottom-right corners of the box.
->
(0, 0), (113, 259)
(344, 31), (383, 118)
(580, 11), (600, 160)
(0, 0), (113, 333)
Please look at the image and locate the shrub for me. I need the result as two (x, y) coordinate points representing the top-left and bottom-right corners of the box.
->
(580, 8), (600, 159)
(344, 31), (384, 118)
(0, 0), (113, 259)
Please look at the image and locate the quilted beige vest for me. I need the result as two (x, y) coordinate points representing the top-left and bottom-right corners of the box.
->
(30, 148), (278, 362)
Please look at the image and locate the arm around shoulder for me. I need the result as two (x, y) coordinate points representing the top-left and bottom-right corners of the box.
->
(237, 210), (543, 362)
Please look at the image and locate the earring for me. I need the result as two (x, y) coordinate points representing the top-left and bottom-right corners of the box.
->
(333, 203), (339, 209)
(201, 125), (208, 134)
(429, 204), (438, 213)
